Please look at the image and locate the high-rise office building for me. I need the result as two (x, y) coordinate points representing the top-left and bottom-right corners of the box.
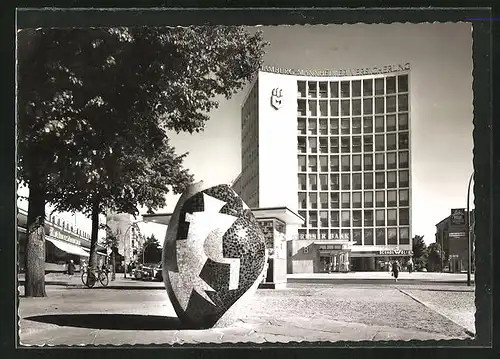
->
(232, 64), (413, 273)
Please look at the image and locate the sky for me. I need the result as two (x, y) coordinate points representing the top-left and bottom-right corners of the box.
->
(17, 23), (474, 245)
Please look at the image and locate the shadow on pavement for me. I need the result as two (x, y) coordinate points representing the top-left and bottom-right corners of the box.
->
(24, 314), (192, 331)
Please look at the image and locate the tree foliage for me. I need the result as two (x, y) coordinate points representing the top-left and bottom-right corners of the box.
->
(138, 234), (162, 264)
(412, 235), (428, 271)
(427, 242), (446, 272)
(17, 26), (267, 296)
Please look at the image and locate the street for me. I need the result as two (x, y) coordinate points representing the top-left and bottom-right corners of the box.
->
(18, 276), (475, 345)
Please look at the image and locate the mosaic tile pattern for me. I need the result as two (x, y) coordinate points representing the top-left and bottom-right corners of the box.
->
(163, 183), (267, 329)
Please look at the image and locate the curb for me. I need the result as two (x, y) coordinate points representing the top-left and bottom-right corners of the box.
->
(398, 288), (475, 338)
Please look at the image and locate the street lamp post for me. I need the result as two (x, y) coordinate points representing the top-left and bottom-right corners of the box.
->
(466, 172), (474, 287)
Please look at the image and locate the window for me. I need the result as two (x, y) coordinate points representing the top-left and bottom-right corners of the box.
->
(298, 156), (306, 171)
(353, 229), (362, 245)
(353, 192), (362, 208)
(341, 155), (350, 171)
(319, 174), (328, 190)
(330, 137), (339, 153)
(330, 100), (339, 117)
(364, 210), (373, 226)
(363, 98), (373, 115)
(364, 191), (373, 207)
(363, 79), (373, 96)
(398, 113), (408, 130)
(352, 80), (361, 97)
(298, 174), (307, 190)
(341, 137), (351, 153)
(399, 132), (409, 150)
(319, 155), (328, 172)
(398, 75), (409, 92)
(375, 153), (385, 170)
(319, 137), (328, 153)
(308, 82), (317, 98)
(341, 100), (350, 116)
(399, 227), (410, 244)
(341, 118), (350, 134)
(350, 137), (361, 153)
(375, 116), (384, 132)
(298, 137), (306, 153)
(387, 190), (397, 207)
(375, 78), (384, 95)
(399, 151), (409, 168)
(363, 135), (373, 152)
(320, 211), (328, 227)
(297, 99), (307, 116)
(387, 228), (398, 245)
(308, 100), (317, 116)
(387, 152), (397, 169)
(353, 211), (362, 227)
(330, 193), (339, 209)
(352, 99), (361, 116)
(308, 118), (317, 135)
(375, 172), (385, 189)
(363, 116), (373, 133)
(308, 230), (317, 240)
(330, 155), (339, 171)
(375, 97), (384, 114)
(330, 211), (339, 226)
(342, 229), (351, 241)
(330, 82), (339, 98)
(341, 192), (350, 208)
(386, 76), (396, 94)
(352, 155), (362, 171)
(386, 96), (396, 113)
(399, 189), (409, 206)
(398, 94), (408, 112)
(309, 193), (317, 209)
(387, 171), (397, 188)
(376, 228), (385, 245)
(308, 137), (317, 153)
(308, 155), (317, 172)
(352, 117), (362, 134)
(376, 210), (385, 226)
(298, 193), (307, 209)
(298, 118), (306, 134)
(364, 154), (373, 170)
(376, 191), (385, 207)
(319, 229), (329, 240)
(386, 134), (397, 151)
(351, 174), (362, 191)
(330, 174), (339, 190)
(399, 170), (409, 187)
(309, 211), (318, 227)
(364, 172), (373, 189)
(387, 209), (397, 226)
(341, 211), (350, 227)
(308, 174), (317, 190)
(375, 135), (385, 151)
(298, 81), (307, 97)
(341, 81), (350, 97)
(399, 208), (409, 225)
(364, 228), (374, 245)
(319, 82), (328, 98)
(319, 119), (328, 134)
(319, 193), (328, 209)
(386, 114), (396, 131)
(341, 174), (350, 190)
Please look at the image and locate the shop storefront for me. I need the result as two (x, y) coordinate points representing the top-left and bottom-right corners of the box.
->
(317, 243), (352, 272)
(350, 248), (414, 271)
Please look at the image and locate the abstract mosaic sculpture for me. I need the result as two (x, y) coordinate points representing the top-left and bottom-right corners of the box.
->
(162, 181), (267, 329)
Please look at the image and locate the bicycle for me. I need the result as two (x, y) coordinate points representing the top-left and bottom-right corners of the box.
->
(81, 267), (109, 288)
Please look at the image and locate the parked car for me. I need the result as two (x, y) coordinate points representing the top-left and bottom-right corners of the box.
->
(142, 262), (162, 281)
(132, 264), (144, 280)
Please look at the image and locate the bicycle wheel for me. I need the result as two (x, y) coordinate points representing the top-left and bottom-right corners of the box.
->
(99, 271), (109, 287)
(81, 271), (96, 288)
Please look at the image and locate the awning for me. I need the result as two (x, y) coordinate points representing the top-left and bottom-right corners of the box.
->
(46, 236), (90, 257)
(82, 248), (108, 256)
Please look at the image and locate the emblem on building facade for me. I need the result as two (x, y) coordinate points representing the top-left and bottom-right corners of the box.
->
(270, 88), (284, 110)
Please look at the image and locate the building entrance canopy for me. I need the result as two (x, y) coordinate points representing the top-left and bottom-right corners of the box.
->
(46, 236), (90, 257)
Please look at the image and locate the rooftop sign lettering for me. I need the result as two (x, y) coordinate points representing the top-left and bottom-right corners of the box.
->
(262, 63), (411, 77)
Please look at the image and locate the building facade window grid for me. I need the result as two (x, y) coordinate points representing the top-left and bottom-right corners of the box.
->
(296, 73), (410, 245)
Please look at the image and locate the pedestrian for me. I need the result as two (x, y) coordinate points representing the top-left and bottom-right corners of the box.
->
(67, 259), (75, 276)
(407, 257), (414, 274)
(391, 260), (400, 282)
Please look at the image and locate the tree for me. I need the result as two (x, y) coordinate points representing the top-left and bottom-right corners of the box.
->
(412, 235), (428, 271)
(138, 234), (162, 264)
(98, 224), (118, 281)
(427, 243), (446, 272)
(17, 26), (267, 297)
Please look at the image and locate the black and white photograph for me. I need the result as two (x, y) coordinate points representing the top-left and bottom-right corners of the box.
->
(14, 8), (493, 348)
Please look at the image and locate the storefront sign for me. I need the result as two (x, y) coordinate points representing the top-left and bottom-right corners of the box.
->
(293, 232), (350, 240)
(47, 227), (81, 246)
(318, 244), (343, 251)
(379, 248), (413, 256)
(451, 208), (466, 225)
(262, 63), (411, 78)
(449, 232), (466, 238)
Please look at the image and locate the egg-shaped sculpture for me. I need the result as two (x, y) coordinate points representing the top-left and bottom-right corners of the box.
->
(162, 181), (267, 329)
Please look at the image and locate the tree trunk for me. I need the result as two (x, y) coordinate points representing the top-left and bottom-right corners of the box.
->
(89, 200), (99, 272)
(111, 248), (116, 281)
(24, 183), (47, 297)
